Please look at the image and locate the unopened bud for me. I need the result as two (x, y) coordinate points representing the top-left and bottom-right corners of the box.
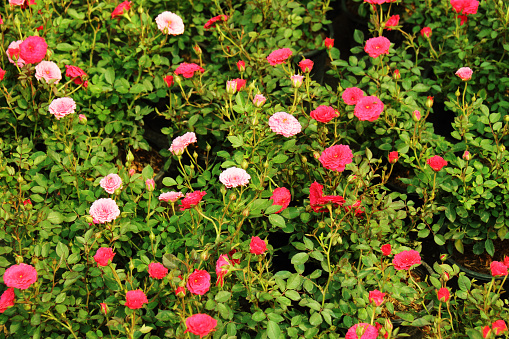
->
(229, 193), (237, 201)
(413, 110), (421, 122)
(440, 254), (448, 262)
(95, 232), (102, 239)
(145, 178), (155, 192)
(252, 116), (258, 126)
(64, 146), (72, 154)
(242, 208), (250, 217)
(499, 145), (506, 152)
(220, 186), (226, 195)
(290, 74), (304, 88)
(226, 80), (237, 95)
(129, 260), (135, 271)
(385, 318), (393, 331)
(348, 175), (357, 183)
(393, 69), (400, 80)
(426, 96), (434, 109)
(471, 95), (476, 102)
(442, 272), (450, 282)
(17, 175), (24, 183)
(241, 160), (249, 170)
(206, 143), (212, 151)
(114, 188), (122, 196)
(462, 150), (471, 161)
(193, 152), (198, 160)
(126, 150), (135, 162)
(313, 151), (321, 159)
(504, 115), (509, 123)
(86, 216), (94, 223)
(193, 44), (202, 56)
(78, 114), (87, 124)
(200, 251), (209, 261)
(149, 232), (155, 241)
(264, 160), (269, 168)
(301, 156), (307, 164)
(253, 94), (266, 108)
(455, 88), (461, 97)
(174, 75), (182, 85)
(318, 221), (326, 228)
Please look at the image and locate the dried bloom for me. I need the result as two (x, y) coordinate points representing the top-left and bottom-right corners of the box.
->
(413, 110), (421, 121)
(203, 14), (228, 29)
(35, 61), (62, 84)
(299, 59), (314, 73)
(253, 94), (266, 107)
(179, 191), (207, 211)
(3, 263), (37, 289)
(100, 174), (123, 194)
(48, 97), (76, 120)
(492, 320), (508, 335)
(266, 48), (292, 66)
(174, 62), (204, 78)
(342, 87), (364, 105)
(219, 167), (251, 188)
(0, 68), (5, 81)
(450, 0), (479, 15)
(385, 15), (399, 30)
(354, 96), (384, 122)
(455, 67), (473, 81)
(364, 37), (391, 58)
(7, 40), (25, 67)
(237, 60), (246, 72)
(381, 244), (392, 256)
(19, 36), (47, 64)
(187, 269), (211, 295)
(89, 198), (121, 223)
(290, 74), (304, 88)
(311, 105), (338, 123)
(148, 263), (168, 279)
(93, 247), (115, 267)
(393, 250), (421, 270)
(125, 290), (148, 310)
(185, 314), (217, 338)
(169, 132), (197, 155)
(164, 75), (174, 87)
(0, 288), (15, 313)
(324, 37), (334, 49)
(216, 254), (230, 286)
(319, 144), (353, 172)
(490, 261), (508, 277)
(250, 236), (267, 255)
(270, 187), (291, 214)
(345, 323), (378, 339)
(145, 179), (155, 192)
(421, 27), (432, 38)
(159, 191), (183, 203)
(427, 155), (447, 172)
(155, 11), (184, 35)
(388, 151), (398, 164)
(309, 181), (345, 213)
(368, 290), (385, 306)
(111, 1), (131, 19)
(65, 65), (88, 87)
(268, 112), (302, 137)
(437, 287), (450, 302)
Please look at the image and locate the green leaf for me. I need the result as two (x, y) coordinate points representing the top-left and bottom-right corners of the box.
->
(252, 14), (263, 23)
(267, 320), (281, 339)
(47, 210), (63, 224)
(269, 214), (286, 228)
(466, 329), (484, 339)
(353, 29), (364, 44)
(485, 239), (494, 256)
(252, 311), (265, 322)
(434, 234), (445, 246)
(286, 273), (302, 290)
(291, 253), (309, 265)
(56, 43), (76, 52)
(105, 68), (115, 85)
(309, 312), (322, 326)
(215, 291), (231, 303)
(458, 275), (471, 292)
(227, 135), (244, 148)
(272, 154), (289, 164)
(56, 242), (69, 260)
(412, 83), (430, 92)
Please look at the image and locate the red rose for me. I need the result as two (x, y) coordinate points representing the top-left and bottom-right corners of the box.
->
(124, 290), (148, 310)
(179, 191), (207, 211)
(483, 326), (491, 338)
(310, 105), (339, 123)
(299, 59), (314, 73)
(393, 250), (421, 271)
(504, 256), (509, 268)
(164, 75), (174, 87)
(381, 244), (392, 256)
(0, 288), (15, 313)
(324, 37), (334, 50)
(364, 36), (391, 58)
(0, 68), (5, 81)
(19, 36), (48, 64)
(111, 1), (131, 19)
(427, 155), (447, 172)
(490, 261), (508, 277)
(368, 290), (385, 306)
(237, 60), (245, 72)
(65, 65), (88, 87)
(393, 69), (400, 80)
(270, 187), (291, 214)
(187, 269), (211, 295)
(266, 48), (292, 66)
(437, 287), (450, 302)
(100, 303), (109, 315)
(385, 15), (399, 30)
(426, 96), (434, 108)
(203, 15), (228, 30)
(250, 236), (267, 255)
(420, 27), (432, 38)
(228, 249), (240, 265)
(185, 314), (217, 338)
(309, 181), (345, 213)
(234, 78), (246, 91)
(450, 0), (479, 15)
(388, 151), (398, 164)
(319, 144), (353, 172)
(148, 262), (168, 279)
(492, 320), (507, 335)
(93, 247), (115, 267)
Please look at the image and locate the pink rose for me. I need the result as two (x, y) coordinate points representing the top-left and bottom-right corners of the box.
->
(169, 132), (197, 155)
(437, 287), (450, 302)
(174, 62), (204, 78)
(270, 187), (291, 214)
(35, 61), (62, 84)
(89, 198), (121, 223)
(490, 261), (508, 277)
(253, 94), (266, 108)
(164, 75), (174, 87)
(268, 112), (302, 137)
(145, 179), (155, 192)
(158, 191), (183, 203)
(455, 67), (473, 81)
(93, 247), (115, 267)
(393, 250), (421, 271)
(7, 40), (25, 67)
(421, 27), (432, 38)
(427, 155), (447, 172)
(310, 105), (338, 123)
(185, 314), (217, 338)
(309, 181), (345, 213)
(413, 110), (421, 121)
(463, 150), (471, 161)
(0, 288), (15, 313)
(319, 144), (353, 172)
(216, 254), (230, 286)
(324, 37), (334, 49)
(219, 167), (251, 188)
(3, 263), (37, 289)
(111, 0), (131, 19)
(100, 303), (109, 315)
(204, 15), (228, 30)
(49, 97), (76, 120)
(299, 59), (314, 73)
(345, 323), (378, 339)
(125, 290), (148, 310)
(179, 191), (206, 211)
(266, 48), (292, 66)
(388, 151), (398, 164)
(148, 263), (168, 279)
(19, 36), (47, 64)
(290, 74), (304, 88)
(493, 320), (508, 335)
(250, 236), (267, 255)
(65, 65), (88, 87)
(450, 0), (479, 15)
(155, 11), (184, 35)
(385, 15), (399, 30)
(381, 244), (392, 256)
(237, 60), (246, 72)
(100, 173), (123, 194)
(368, 290), (385, 306)
(354, 96), (384, 122)
(342, 87), (364, 105)
(364, 37), (391, 58)
(187, 269), (211, 295)
(9, 0), (25, 5)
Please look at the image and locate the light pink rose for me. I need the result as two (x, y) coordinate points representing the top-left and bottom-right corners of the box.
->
(216, 254), (230, 286)
(49, 97), (76, 120)
(100, 174), (123, 194)
(253, 94), (266, 107)
(455, 67), (473, 81)
(219, 167), (251, 188)
(35, 61), (62, 84)
(268, 112), (301, 137)
(158, 191), (183, 203)
(9, 0), (24, 6)
(169, 132), (197, 155)
(155, 11), (185, 35)
(89, 198), (121, 224)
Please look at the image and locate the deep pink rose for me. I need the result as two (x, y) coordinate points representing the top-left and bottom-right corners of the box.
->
(437, 287), (450, 302)
(345, 323), (378, 339)
(0, 288), (15, 313)
(381, 244), (392, 256)
(364, 37), (391, 58)
(368, 290), (385, 306)
(310, 105), (338, 123)
(111, 0), (131, 19)
(342, 87), (364, 105)
(421, 27), (432, 38)
(204, 15), (228, 30)
(174, 63), (204, 78)
(185, 314), (217, 338)
(148, 263), (168, 279)
(216, 254), (230, 286)
(179, 191), (207, 211)
(427, 155), (447, 172)
(385, 15), (399, 30)
(0, 68), (5, 81)
(388, 151), (398, 164)
(493, 320), (508, 335)
(266, 48), (292, 66)
(250, 236), (267, 255)
(354, 96), (384, 122)
(19, 36), (48, 64)
(270, 187), (291, 214)
(3, 263), (37, 289)
(319, 144), (353, 172)
(93, 247), (115, 267)
(393, 250), (421, 271)
(450, 0), (479, 15)
(125, 290), (148, 309)
(299, 59), (314, 73)
(187, 269), (211, 295)
(490, 261), (508, 277)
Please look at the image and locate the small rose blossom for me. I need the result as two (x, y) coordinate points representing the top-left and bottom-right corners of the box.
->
(309, 181), (345, 213)
(450, 0), (479, 15)
(93, 247), (115, 267)
(234, 78), (246, 91)
(49, 97), (76, 120)
(319, 144), (353, 172)
(437, 287), (450, 302)
(35, 61), (62, 84)
(393, 69), (401, 80)
(290, 74), (304, 88)
(0, 68), (5, 81)
(299, 59), (314, 73)
(19, 36), (48, 64)
(413, 110), (421, 121)
(145, 179), (155, 192)
(174, 62), (205, 78)
(179, 191), (207, 211)
(354, 95), (384, 122)
(393, 250), (421, 271)
(368, 290), (385, 306)
(7, 40), (25, 67)
(237, 60), (246, 72)
(253, 94), (266, 107)
(111, 0), (131, 19)
(100, 303), (109, 315)
(492, 320), (508, 335)
(426, 96), (434, 108)
(78, 114), (87, 124)
(65, 65), (88, 87)
(187, 269), (211, 295)
(3, 263), (37, 289)
(270, 187), (291, 213)
(427, 155), (448, 172)
(125, 290), (148, 310)
(155, 11), (184, 35)
(175, 286), (186, 297)
(219, 167), (251, 188)
(457, 14), (468, 25)
(203, 14), (228, 29)
(385, 15), (399, 30)
(268, 112), (302, 137)
(364, 36), (391, 58)
(169, 132), (197, 155)
(310, 105), (339, 123)
(388, 151), (399, 164)
(345, 323), (378, 339)
(324, 37), (334, 49)
(266, 48), (292, 66)
(185, 314), (217, 338)
(216, 254), (230, 287)
(463, 150), (471, 161)
(148, 263), (168, 279)
(342, 87), (364, 105)
(100, 174), (123, 194)
(159, 191), (183, 203)
(250, 236), (267, 255)
(9, 0), (25, 5)
(381, 244), (392, 256)
(23, 199), (32, 206)
(0, 288), (15, 314)
(89, 198), (121, 224)
(455, 67), (473, 81)
(164, 75), (174, 87)
(490, 261), (508, 277)
(421, 27), (432, 38)
(483, 326), (491, 339)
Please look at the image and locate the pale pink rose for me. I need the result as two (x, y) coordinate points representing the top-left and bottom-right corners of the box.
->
(100, 174), (123, 194)
(219, 167), (251, 188)
(290, 74), (304, 88)
(159, 191), (183, 202)
(35, 61), (62, 84)
(216, 254), (230, 286)
(155, 11), (185, 35)
(455, 67), (473, 81)
(253, 94), (266, 107)
(169, 132), (197, 155)
(78, 114), (87, 123)
(7, 40), (26, 67)
(9, 0), (24, 6)
(48, 97), (76, 120)
(89, 198), (121, 224)
(268, 112), (302, 137)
